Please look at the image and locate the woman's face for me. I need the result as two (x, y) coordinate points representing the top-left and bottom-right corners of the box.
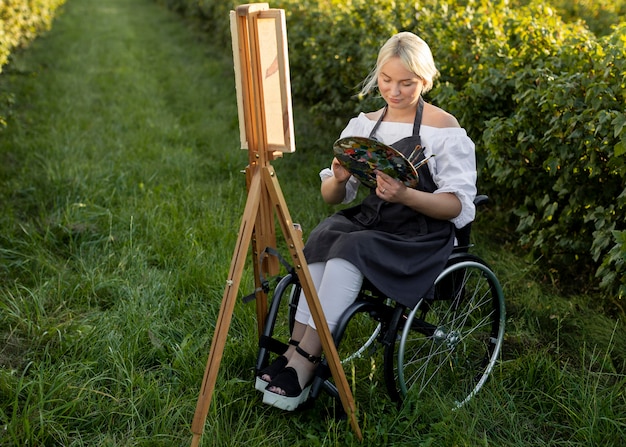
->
(377, 56), (423, 113)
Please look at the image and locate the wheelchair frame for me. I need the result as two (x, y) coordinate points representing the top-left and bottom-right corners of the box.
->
(255, 195), (505, 410)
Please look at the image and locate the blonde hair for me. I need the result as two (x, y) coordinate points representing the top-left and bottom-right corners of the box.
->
(359, 32), (439, 97)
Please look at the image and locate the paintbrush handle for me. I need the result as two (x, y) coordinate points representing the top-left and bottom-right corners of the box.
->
(413, 154), (435, 169)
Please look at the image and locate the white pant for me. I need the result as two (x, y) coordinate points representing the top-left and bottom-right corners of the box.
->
(294, 258), (364, 333)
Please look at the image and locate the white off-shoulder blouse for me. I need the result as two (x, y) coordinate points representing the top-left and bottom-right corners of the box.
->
(320, 112), (477, 229)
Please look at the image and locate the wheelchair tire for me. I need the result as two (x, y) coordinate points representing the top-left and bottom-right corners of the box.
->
(383, 253), (505, 407)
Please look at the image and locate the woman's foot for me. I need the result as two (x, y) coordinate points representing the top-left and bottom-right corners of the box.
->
(262, 366), (312, 411)
(263, 346), (320, 411)
(254, 340), (299, 392)
(255, 355), (288, 392)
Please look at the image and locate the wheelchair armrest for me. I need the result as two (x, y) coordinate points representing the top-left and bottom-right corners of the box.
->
(474, 194), (489, 207)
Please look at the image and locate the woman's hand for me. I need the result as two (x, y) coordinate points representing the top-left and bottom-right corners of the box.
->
(321, 157), (352, 204)
(375, 170), (406, 203)
(331, 157), (351, 183)
(376, 170), (462, 220)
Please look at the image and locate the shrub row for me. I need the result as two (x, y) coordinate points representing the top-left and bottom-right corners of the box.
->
(158, 0), (625, 309)
(482, 23), (625, 305)
(0, 0), (66, 73)
(422, 4), (625, 307)
(536, 0), (626, 37)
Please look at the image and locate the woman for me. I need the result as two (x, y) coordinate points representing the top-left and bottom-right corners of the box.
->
(258, 31), (477, 411)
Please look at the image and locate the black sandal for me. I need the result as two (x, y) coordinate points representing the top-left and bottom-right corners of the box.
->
(254, 339), (299, 392)
(262, 346), (321, 411)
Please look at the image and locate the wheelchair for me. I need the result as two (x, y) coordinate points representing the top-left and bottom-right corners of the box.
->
(255, 195), (505, 410)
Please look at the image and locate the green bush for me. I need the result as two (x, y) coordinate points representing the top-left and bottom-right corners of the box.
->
(481, 23), (626, 305)
(540, 0), (626, 36)
(158, 0), (626, 309)
(0, 0), (66, 73)
(422, 2), (625, 299)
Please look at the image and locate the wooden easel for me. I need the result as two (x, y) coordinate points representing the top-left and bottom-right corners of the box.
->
(189, 4), (362, 445)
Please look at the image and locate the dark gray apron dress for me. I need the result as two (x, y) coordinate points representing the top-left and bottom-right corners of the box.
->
(303, 97), (454, 308)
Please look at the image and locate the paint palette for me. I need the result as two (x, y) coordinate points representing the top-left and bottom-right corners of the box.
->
(333, 136), (419, 189)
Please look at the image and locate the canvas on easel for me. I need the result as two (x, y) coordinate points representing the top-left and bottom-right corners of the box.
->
(189, 4), (362, 446)
(232, 7), (294, 153)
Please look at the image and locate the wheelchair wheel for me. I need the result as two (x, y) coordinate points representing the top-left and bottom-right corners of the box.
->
(338, 316), (382, 363)
(383, 254), (505, 407)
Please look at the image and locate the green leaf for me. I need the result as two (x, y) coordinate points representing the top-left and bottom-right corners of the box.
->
(615, 138), (626, 157)
(613, 112), (626, 138)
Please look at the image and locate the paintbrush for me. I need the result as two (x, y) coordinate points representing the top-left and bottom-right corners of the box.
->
(413, 154), (435, 170)
(407, 144), (425, 165)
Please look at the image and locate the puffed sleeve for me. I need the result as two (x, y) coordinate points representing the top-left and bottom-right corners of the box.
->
(428, 130), (477, 228)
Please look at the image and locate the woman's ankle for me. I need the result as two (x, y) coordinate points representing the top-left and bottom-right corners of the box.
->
(290, 350), (318, 388)
(282, 345), (296, 362)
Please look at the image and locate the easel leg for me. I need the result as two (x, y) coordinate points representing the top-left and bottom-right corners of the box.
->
(262, 166), (363, 440)
(190, 173), (262, 447)
(190, 166), (363, 445)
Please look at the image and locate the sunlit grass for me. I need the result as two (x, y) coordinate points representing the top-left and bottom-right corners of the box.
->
(0, 0), (624, 445)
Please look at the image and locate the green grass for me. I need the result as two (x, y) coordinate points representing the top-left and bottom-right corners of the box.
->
(0, 0), (624, 445)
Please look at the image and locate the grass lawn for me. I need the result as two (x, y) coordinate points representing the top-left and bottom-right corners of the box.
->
(0, 0), (624, 445)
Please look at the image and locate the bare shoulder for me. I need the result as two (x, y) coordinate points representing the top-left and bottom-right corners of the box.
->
(364, 108), (385, 121)
(423, 103), (460, 128)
